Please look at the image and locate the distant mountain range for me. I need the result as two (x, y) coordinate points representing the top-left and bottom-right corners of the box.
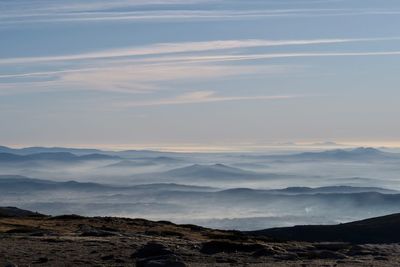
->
(0, 175), (216, 193)
(0, 146), (104, 155)
(0, 145), (180, 158)
(269, 185), (398, 195)
(0, 152), (118, 163)
(163, 164), (261, 178)
(2, 173), (396, 195)
(1, 145), (399, 163)
(0, 175), (111, 192)
(2, 174), (400, 229)
(103, 156), (184, 168)
(276, 141), (346, 147)
(131, 163), (305, 185)
(260, 147), (400, 162)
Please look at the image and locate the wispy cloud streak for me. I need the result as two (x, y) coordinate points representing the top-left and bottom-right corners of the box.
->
(2, 8), (400, 25)
(1, 37), (400, 95)
(0, 37), (396, 65)
(118, 91), (299, 107)
(144, 51), (400, 64)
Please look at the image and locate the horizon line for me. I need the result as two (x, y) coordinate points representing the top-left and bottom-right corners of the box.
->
(2, 141), (400, 153)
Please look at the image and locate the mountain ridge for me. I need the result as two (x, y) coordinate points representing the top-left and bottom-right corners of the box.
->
(0, 152), (118, 162)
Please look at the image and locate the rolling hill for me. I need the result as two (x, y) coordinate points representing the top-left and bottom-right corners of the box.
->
(162, 164), (269, 180)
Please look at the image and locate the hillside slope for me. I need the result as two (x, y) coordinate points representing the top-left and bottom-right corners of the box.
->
(250, 213), (400, 243)
(1, 208), (400, 266)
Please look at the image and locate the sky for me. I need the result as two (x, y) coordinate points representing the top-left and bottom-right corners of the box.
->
(1, 0), (400, 151)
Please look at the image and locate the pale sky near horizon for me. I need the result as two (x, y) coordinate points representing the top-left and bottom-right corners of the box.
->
(1, 0), (400, 150)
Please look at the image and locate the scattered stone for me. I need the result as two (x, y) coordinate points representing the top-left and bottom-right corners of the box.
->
(79, 225), (118, 237)
(137, 254), (186, 267)
(313, 243), (351, 251)
(100, 255), (114, 260)
(34, 257), (48, 264)
(374, 256), (389, 261)
(2, 261), (17, 267)
(316, 250), (347, 260)
(347, 246), (373, 256)
(206, 232), (248, 242)
(252, 247), (279, 257)
(115, 258), (126, 263)
(6, 227), (39, 234)
(41, 238), (62, 243)
(215, 257), (237, 263)
(133, 242), (186, 267)
(200, 240), (264, 254)
(144, 230), (184, 238)
(132, 242), (173, 258)
(274, 252), (299, 261)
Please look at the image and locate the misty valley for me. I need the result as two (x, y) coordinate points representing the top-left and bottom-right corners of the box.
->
(1, 145), (400, 230)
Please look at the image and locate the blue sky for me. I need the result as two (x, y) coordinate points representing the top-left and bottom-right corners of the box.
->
(1, 0), (400, 151)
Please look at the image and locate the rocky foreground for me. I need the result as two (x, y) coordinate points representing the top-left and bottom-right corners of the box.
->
(1, 208), (400, 266)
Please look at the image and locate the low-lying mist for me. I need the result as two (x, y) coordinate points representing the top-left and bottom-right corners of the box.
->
(1, 146), (400, 230)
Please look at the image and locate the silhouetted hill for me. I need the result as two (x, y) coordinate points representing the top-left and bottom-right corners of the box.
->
(250, 213), (400, 243)
(0, 207), (44, 218)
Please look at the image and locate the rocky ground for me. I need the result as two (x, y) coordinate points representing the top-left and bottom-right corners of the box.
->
(0, 208), (400, 266)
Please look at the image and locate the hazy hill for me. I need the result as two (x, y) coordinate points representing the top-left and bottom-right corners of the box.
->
(260, 147), (400, 162)
(294, 147), (395, 160)
(103, 160), (157, 168)
(0, 146), (182, 158)
(0, 175), (215, 193)
(163, 164), (264, 179)
(271, 186), (398, 194)
(0, 175), (111, 192)
(0, 152), (118, 163)
(0, 146), (103, 155)
(103, 156), (184, 168)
